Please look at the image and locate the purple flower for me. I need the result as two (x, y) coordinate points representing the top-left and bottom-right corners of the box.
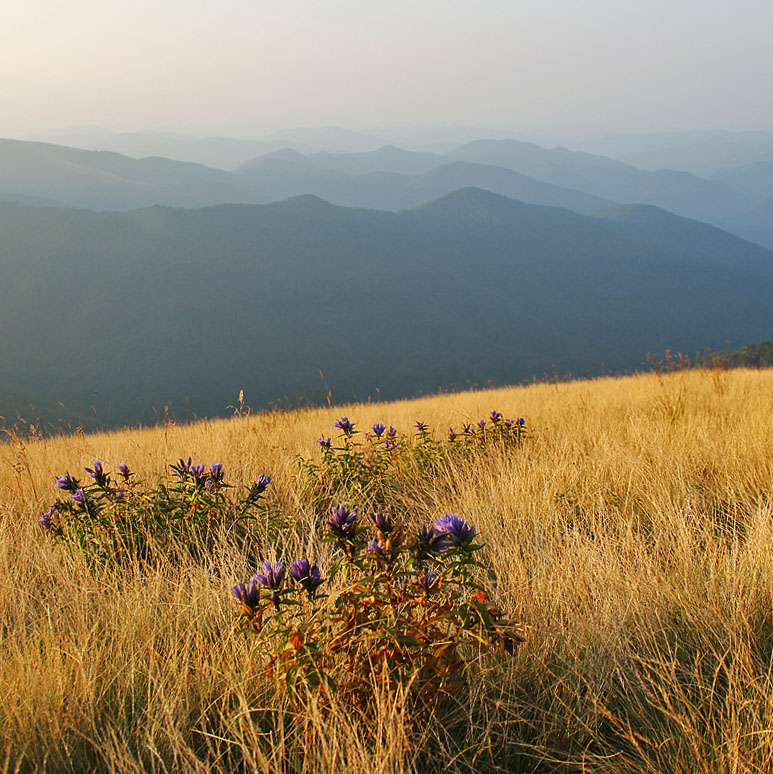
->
(490, 410), (502, 423)
(367, 539), (388, 559)
(415, 421), (428, 433)
(369, 507), (393, 535)
(504, 419), (514, 428)
(432, 513), (476, 549)
(256, 560), (285, 589)
(317, 436), (332, 448)
(328, 503), (358, 539)
(372, 423), (386, 438)
(71, 488), (97, 516)
(256, 561), (285, 609)
(38, 506), (56, 531)
(386, 426), (397, 438)
(334, 416), (355, 436)
(171, 457), (194, 482)
(448, 426), (457, 441)
(84, 460), (110, 488)
(290, 558), (323, 594)
(247, 474), (271, 503)
(385, 439), (398, 452)
(116, 491), (124, 499)
(209, 463), (224, 484)
(231, 576), (261, 610)
(477, 419), (486, 430)
(190, 463), (207, 488)
(462, 423), (473, 435)
(117, 463), (131, 480)
(55, 472), (80, 493)
(516, 417), (525, 426)
(418, 569), (440, 593)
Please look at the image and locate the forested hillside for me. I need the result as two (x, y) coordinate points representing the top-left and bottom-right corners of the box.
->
(2, 188), (772, 427)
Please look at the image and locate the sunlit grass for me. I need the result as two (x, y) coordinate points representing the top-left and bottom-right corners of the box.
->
(2, 367), (773, 772)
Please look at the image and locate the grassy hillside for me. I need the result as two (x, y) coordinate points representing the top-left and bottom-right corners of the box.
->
(2, 367), (773, 772)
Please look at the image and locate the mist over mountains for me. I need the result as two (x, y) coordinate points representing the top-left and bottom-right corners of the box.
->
(576, 131), (773, 176)
(2, 133), (772, 245)
(1, 187), (772, 428)
(1, 126), (772, 429)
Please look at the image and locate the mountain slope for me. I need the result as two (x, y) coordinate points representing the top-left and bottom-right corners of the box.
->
(0, 139), (608, 215)
(1, 189), (772, 426)
(0, 138), (250, 210)
(591, 203), (773, 276)
(720, 197), (773, 250)
(447, 139), (749, 223)
(574, 130), (773, 175)
(235, 155), (612, 213)
(712, 162), (773, 202)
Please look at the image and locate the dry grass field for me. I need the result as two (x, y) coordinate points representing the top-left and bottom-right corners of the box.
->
(2, 366), (773, 773)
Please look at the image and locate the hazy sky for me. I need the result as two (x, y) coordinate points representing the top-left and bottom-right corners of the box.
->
(2, 0), (772, 140)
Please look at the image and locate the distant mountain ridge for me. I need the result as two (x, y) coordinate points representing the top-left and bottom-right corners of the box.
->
(446, 138), (750, 222)
(3, 135), (768, 239)
(575, 130), (773, 176)
(1, 189), (772, 427)
(0, 137), (613, 215)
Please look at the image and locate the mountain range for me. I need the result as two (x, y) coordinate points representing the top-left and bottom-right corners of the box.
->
(1, 188), (771, 428)
(2, 136), (771, 245)
(575, 130), (773, 176)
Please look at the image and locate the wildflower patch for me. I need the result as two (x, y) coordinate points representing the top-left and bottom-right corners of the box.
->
(302, 411), (527, 515)
(38, 459), (275, 562)
(231, 504), (524, 710)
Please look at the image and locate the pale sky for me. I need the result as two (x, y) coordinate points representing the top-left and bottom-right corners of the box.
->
(2, 0), (772, 140)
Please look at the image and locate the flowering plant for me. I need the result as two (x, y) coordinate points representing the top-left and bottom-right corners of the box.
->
(302, 412), (527, 516)
(37, 459), (274, 562)
(231, 505), (523, 709)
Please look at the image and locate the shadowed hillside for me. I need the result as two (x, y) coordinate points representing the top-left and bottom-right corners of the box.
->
(1, 188), (772, 427)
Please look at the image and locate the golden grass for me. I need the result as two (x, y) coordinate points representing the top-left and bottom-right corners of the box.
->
(2, 367), (773, 772)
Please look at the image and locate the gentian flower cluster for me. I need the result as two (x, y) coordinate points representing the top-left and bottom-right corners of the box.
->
(333, 416), (355, 436)
(247, 474), (272, 503)
(231, 557), (324, 621)
(170, 458), (233, 490)
(38, 456), (277, 563)
(55, 473), (80, 492)
(328, 503), (358, 538)
(37, 505), (56, 531)
(446, 412), (527, 445)
(85, 460), (110, 488)
(431, 513), (476, 550)
(290, 558), (323, 596)
(232, 500), (523, 709)
(256, 561), (285, 609)
(231, 576), (261, 613)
